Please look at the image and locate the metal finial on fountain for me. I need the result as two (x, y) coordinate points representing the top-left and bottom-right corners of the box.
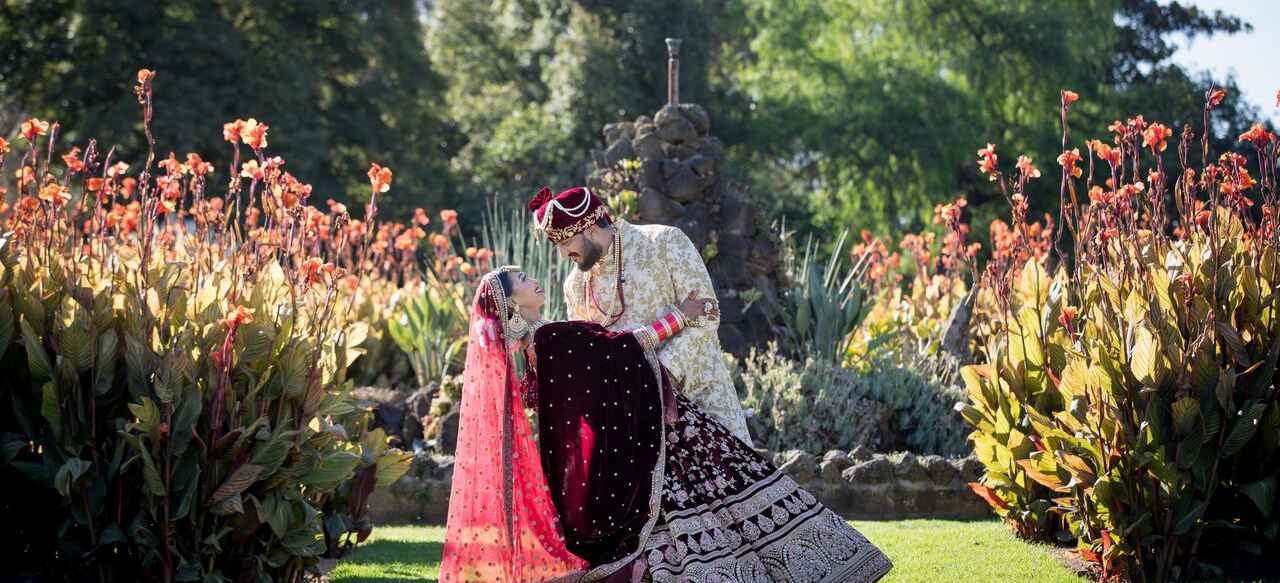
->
(665, 38), (682, 105)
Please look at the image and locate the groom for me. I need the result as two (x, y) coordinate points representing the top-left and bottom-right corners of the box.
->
(528, 186), (752, 444)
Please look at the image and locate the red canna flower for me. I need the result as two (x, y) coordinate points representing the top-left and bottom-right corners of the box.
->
(220, 305), (254, 329)
(1057, 148), (1083, 178)
(87, 178), (105, 193)
(327, 199), (348, 215)
(1142, 122), (1173, 153)
(1238, 123), (1275, 148)
(976, 143), (999, 181)
(15, 166), (35, 190)
(137, 69), (155, 84)
(0, 137), (9, 155)
(1088, 140), (1122, 167)
(1061, 90), (1079, 105)
(368, 163), (393, 193)
(1207, 88), (1227, 109)
(1016, 155), (1041, 179)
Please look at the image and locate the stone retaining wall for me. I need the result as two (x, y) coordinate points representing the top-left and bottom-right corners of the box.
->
(368, 447), (989, 524)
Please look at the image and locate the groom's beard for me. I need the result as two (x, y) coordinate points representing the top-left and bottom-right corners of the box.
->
(574, 238), (605, 271)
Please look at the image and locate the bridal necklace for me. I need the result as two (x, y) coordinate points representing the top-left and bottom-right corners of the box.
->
(586, 227), (626, 327)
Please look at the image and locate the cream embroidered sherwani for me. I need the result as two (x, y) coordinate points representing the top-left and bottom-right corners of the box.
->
(564, 219), (752, 444)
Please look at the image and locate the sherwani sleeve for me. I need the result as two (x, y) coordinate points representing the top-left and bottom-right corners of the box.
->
(655, 228), (718, 385)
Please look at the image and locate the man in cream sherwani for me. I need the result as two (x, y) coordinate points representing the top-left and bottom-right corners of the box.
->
(527, 185), (752, 444)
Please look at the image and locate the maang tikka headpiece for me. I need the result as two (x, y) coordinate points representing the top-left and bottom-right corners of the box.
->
(482, 266), (530, 342)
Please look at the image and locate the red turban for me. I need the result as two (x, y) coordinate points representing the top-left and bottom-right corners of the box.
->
(528, 186), (610, 243)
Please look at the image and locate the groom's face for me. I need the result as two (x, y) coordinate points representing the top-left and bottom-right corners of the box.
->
(557, 229), (605, 272)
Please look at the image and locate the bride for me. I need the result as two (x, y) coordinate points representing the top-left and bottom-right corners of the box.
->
(440, 266), (892, 583)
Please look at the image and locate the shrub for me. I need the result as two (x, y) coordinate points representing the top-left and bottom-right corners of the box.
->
(959, 90), (1280, 581)
(740, 343), (888, 453)
(778, 230), (873, 365)
(861, 345), (970, 457)
(0, 71), (413, 581)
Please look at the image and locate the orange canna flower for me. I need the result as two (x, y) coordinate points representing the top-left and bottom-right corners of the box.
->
(1016, 155), (1040, 179)
(1058, 305), (1078, 329)
(87, 178), (105, 192)
(220, 305), (255, 328)
(20, 118), (50, 142)
(327, 199), (348, 215)
(159, 152), (183, 175)
(440, 209), (458, 233)
(1238, 123), (1275, 148)
(137, 69), (155, 84)
(976, 143), (998, 181)
(223, 120), (243, 144)
(1061, 90), (1079, 105)
(15, 166), (36, 189)
(62, 147), (85, 173)
(1207, 88), (1226, 109)
(184, 153), (214, 176)
(239, 118), (269, 150)
(240, 160), (264, 181)
(38, 182), (71, 206)
(1142, 122), (1173, 153)
(368, 163), (393, 193)
(413, 207), (430, 226)
(121, 177), (137, 199)
(107, 161), (130, 179)
(1056, 148), (1083, 178)
(0, 137), (9, 155)
(430, 233), (449, 249)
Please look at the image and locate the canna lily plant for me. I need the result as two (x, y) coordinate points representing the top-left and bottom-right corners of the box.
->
(960, 88), (1280, 581)
(0, 70), (417, 581)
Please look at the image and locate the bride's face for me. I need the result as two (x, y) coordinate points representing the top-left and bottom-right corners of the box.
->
(507, 271), (545, 313)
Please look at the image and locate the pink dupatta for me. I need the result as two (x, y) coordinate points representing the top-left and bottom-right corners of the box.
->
(439, 286), (588, 583)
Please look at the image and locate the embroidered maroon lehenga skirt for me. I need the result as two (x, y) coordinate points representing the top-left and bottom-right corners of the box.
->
(531, 321), (892, 582)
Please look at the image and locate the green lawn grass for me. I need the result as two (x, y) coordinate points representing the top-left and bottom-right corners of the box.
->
(329, 520), (1088, 583)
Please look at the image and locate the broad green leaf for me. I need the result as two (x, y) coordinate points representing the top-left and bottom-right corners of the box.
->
(301, 451), (361, 491)
(1171, 397), (1199, 436)
(1238, 478), (1276, 518)
(41, 382), (63, 445)
(1221, 402), (1268, 458)
(21, 319), (52, 382)
(54, 457), (92, 497)
(374, 451), (414, 488)
(209, 463), (263, 505)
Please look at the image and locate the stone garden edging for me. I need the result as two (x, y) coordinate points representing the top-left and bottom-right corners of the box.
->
(367, 446), (989, 524)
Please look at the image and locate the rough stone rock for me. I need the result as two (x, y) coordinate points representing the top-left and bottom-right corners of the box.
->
(714, 296), (744, 324)
(848, 445), (874, 462)
(922, 455), (959, 485)
(717, 323), (748, 358)
(586, 168), (609, 191)
(353, 387), (405, 445)
(956, 455), (985, 481)
(590, 148), (607, 169)
(439, 413), (460, 453)
(845, 456), (893, 484)
(653, 105), (682, 128)
(678, 103), (711, 135)
(894, 453), (930, 481)
(656, 116), (697, 145)
(639, 158), (665, 190)
(663, 142), (699, 160)
(820, 451), (853, 482)
(778, 450), (818, 484)
(603, 121), (635, 144)
(604, 138), (636, 167)
(400, 385), (437, 446)
(666, 165), (712, 202)
(747, 238), (780, 276)
(636, 188), (686, 223)
(700, 136), (726, 161)
(719, 194), (756, 237)
(633, 132), (665, 159)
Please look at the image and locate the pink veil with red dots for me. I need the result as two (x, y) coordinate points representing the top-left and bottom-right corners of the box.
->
(438, 279), (588, 583)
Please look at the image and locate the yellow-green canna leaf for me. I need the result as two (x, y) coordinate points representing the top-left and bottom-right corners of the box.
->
(374, 451), (414, 488)
(1171, 397), (1200, 436)
(21, 318), (53, 382)
(302, 451), (361, 491)
(1130, 326), (1165, 387)
(209, 463), (263, 505)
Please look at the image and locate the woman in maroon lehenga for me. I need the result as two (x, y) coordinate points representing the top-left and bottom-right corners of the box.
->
(440, 267), (892, 583)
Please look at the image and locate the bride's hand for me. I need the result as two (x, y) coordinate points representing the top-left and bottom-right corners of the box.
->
(678, 291), (719, 320)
